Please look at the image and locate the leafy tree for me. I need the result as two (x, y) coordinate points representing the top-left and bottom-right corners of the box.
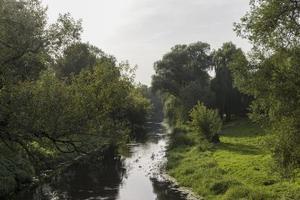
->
(0, 0), (151, 184)
(152, 42), (214, 122)
(0, 0), (82, 84)
(0, 60), (150, 163)
(211, 42), (251, 121)
(152, 42), (211, 96)
(234, 0), (300, 49)
(0, 1), (151, 197)
(0, 0), (83, 158)
(55, 42), (115, 78)
(0, 70), (85, 153)
(70, 61), (150, 145)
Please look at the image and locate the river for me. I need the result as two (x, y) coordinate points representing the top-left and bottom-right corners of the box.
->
(16, 122), (195, 200)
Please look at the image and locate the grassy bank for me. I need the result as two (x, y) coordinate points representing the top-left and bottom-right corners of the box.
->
(167, 119), (300, 199)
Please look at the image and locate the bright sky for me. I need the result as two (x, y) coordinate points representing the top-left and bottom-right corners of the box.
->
(42, 0), (251, 85)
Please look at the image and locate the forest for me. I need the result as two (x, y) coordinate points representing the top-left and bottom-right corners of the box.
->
(1, 0), (300, 199)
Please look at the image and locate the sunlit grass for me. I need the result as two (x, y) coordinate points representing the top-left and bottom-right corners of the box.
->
(167, 119), (300, 199)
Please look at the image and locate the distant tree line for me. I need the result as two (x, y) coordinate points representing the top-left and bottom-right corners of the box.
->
(152, 41), (250, 126)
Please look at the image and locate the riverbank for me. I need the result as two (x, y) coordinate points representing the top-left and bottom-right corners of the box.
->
(166, 119), (300, 199)
(14, 122), (195, 200)
(0, 144), (114, 199)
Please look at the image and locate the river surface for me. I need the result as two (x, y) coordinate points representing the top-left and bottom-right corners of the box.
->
(17, 122), (191, 200)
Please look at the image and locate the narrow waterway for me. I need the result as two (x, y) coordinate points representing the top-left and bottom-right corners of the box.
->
(17, 122), (192, 200)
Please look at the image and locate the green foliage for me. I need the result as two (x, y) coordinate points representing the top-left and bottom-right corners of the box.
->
(168, 127), (194, 150)
(212, 42), (251, 121)
(0, 145), (34, 197)
(55, 42), (115, 78)
(162, 94), (185, 126)
(167, 119), (300, 199)
(0, 54), (150, 197)
(152, 42), (211, 97)
(233, 0), (300, 174)
(0, 1), (151, 197)
(271, 118), (300, 177)
(234, 0), (300, 49)
(0, 0), (48, 82)
(231, 33), (300, 173)
(152, 42), (215, 123)
(125, 87), (151, 138)
(189, 102), (222, 143)
(0, 0), (82, 84)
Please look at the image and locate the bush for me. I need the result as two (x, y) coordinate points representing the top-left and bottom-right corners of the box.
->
(189, 102), (222, 143)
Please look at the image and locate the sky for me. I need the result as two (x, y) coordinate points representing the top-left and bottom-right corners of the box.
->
(42, 0), (251, 85)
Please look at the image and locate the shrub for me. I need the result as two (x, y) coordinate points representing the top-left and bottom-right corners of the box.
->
(189, 102), (222, 143)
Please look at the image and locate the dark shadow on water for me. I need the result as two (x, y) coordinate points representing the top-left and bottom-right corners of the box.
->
(17, 156), (125, 200)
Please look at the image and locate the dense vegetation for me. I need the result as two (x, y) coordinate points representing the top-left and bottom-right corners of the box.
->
(232, 0), (300, 174)
(0, 0), (150, 197)
(2, 0), (300, 199)
(151, 0), (300, 199)
(152, 42), (248, 126)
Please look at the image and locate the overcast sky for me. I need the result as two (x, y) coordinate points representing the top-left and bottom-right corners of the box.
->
(42, 0), (251, 85)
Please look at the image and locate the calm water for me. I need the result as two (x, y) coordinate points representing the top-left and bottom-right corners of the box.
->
(17, 123), (190, 200)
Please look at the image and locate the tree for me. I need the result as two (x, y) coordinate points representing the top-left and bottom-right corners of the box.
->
(55, 42), (115, 78)
(0, 0), (82, 84)
(0, 59), (150, 160)
(234, 0), (300, 50)
(0, 0), (84, 155)
(0, 0), (150, 168)
(152, 42), (214, 122)
(152, 42), (211, 96)
(0, 1), (151, 196)
(211, 42), (251, 121)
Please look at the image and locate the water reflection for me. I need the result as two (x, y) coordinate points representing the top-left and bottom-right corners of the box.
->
(18, 156), (125, 200)
(17, 123), (189, 200)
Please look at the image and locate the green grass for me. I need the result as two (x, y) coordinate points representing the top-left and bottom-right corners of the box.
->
(167, 119), (300, 199)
